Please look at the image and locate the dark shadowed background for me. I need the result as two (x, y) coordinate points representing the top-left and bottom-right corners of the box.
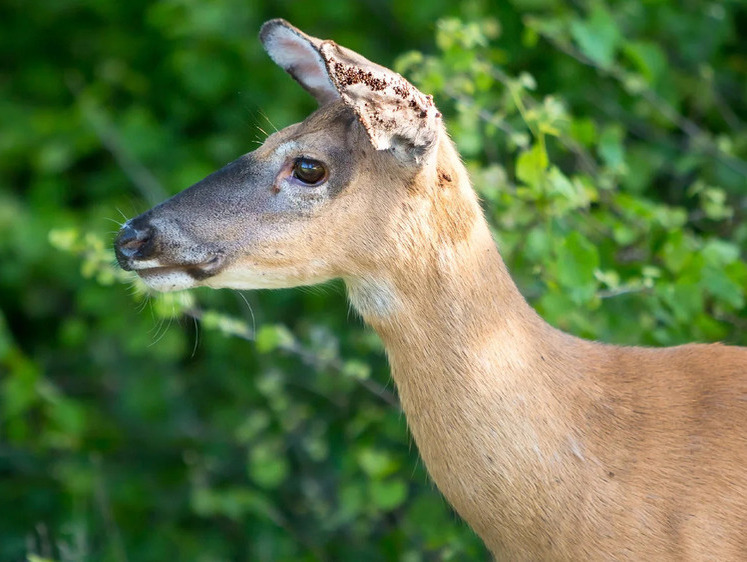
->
(1, 0), (745, 560)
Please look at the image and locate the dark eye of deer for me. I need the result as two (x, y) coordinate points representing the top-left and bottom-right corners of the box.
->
(292, 157), (327, 186)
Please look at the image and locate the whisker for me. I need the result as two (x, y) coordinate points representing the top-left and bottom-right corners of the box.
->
(191, 314), (200, 358)
(259, 110), (279, 133)
(104, 216), (125, 228)
(149, 311), (173, 347)
(135, 291), (150, 313)
(237, 291), (256, 337)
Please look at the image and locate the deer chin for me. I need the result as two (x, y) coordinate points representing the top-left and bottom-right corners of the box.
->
(200, 262), (333, 291)
(131, 255), (227, 292)
(136, 266), (201, 292)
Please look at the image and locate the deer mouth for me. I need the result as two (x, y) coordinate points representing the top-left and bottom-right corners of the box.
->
(142, 257), (223, 280)
(123, 254), (227, 291)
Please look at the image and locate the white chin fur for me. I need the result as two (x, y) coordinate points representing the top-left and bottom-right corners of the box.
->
(139, 269), (199, 292)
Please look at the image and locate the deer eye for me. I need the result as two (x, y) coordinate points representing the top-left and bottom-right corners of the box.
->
(291, 157), (327, 186)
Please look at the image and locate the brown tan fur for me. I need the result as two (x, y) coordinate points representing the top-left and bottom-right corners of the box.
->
(115, 20), (747, 560)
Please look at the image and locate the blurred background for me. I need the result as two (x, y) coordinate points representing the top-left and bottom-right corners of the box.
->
(1, 0), (745, 560)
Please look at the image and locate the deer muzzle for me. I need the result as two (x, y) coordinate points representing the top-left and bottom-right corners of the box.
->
(115, 212), (226, 289)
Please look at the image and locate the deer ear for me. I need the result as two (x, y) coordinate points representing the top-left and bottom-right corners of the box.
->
(260, 19), (340, 106)
(260, 20), (441, 164)
(318, 41), (441, 163)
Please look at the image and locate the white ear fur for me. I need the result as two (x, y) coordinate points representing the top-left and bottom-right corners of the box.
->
(260, 19), (340, 105)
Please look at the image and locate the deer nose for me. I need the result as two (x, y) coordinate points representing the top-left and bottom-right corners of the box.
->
(115, 222), (155, 268)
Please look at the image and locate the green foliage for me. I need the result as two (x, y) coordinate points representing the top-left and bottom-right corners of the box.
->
(1, 1), (745, 560)
(401, 6), (746, 344)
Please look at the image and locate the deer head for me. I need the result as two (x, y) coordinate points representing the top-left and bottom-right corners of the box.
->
(114, 19), (452, 297)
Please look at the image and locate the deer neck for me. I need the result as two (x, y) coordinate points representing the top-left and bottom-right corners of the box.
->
(346, 146), (571, 400)
(345, 149), (589, 553)
(346, 207), (573, 419)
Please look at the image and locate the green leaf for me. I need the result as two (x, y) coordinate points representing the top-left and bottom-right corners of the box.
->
(555, 232), (600, 304)
(570, 117), (597, 147)
(524, 227), (551, 262)
(623, 41), (667, 85)
(661, 231), (693, 274)
(570, 5), (621, 68)
(343, 360), (371, 380)
(516, 142), (548, 189)
(248, 441), (290, 489)
(701, 266), (744, 310)
(48, 228), (79, 251)
(699, 186), (734, 220)
(370, 479), (408, 510)
(598, 125), (626, 169)
(659, 281), (704, 324)
(357, 448), (400, 479)
(702, 239), (740, 266)
(547, 167), (589, 211)
(2, 357), (40, 419)
(255, 324), (295, 353)
(339, 481), (366, 519)
(234, 412), (271, 444)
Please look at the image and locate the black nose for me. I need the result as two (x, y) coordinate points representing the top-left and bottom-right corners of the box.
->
(115, 222), (155, 269)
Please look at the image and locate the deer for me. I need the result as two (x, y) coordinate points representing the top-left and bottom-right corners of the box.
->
(114, 19), (747, 561)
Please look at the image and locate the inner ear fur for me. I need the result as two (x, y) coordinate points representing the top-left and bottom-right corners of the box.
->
(260, 19), (339, 105)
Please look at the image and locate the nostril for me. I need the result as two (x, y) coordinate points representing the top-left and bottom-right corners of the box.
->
(118, 228), (140, 252)
(115, 223), (154, 262)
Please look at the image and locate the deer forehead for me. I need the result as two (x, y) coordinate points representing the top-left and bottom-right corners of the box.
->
(259, 103), (360, 159)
